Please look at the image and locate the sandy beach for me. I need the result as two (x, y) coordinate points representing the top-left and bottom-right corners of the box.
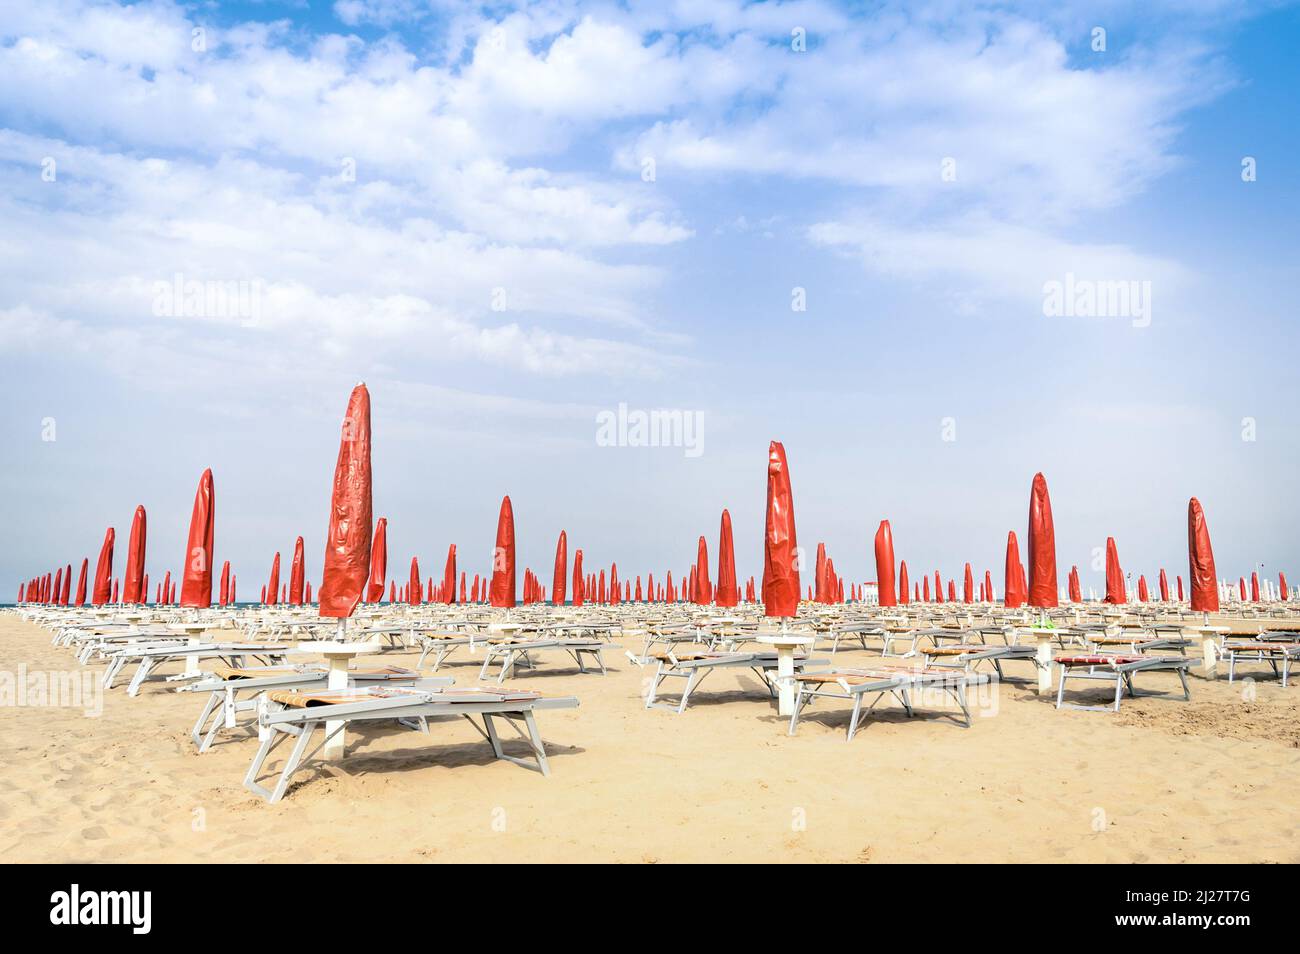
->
(3, 613), (1296, 864)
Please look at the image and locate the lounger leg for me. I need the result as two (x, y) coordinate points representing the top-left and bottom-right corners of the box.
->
(190, 691), (221, 746)
(523, 711), (551, 777)
(268, 722), (317, 804)
(478, 651), (494, 682)
(645, 661), (665, 708)
(1055, 666), (1067, 709)
(1177, 667), (1190, 701)
(1112, 675), (1124, 712)
(127, 656), (157, 697)
(955, 683), (971, 727)
(417, 643), (432, 668)
(787, 686), (806, 736)
(677, 669), (700, 714)
(243, 728), (287, 797)
(846, 693), (864, 742)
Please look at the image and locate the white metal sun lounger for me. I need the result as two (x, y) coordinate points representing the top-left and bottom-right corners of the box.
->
(106, 643), (292, 696)
(1054, 654), (1192, 712)
(244, 683), (580, 803)
(477, 638), (607, 684)
(788, 667), (990, 740)
(180, 664), (449, 752)
(639, 649), (828, 714)
(920, 643), (1039, 681)
(415, 632), (477, 670)
(1222, 640), (1300, 687)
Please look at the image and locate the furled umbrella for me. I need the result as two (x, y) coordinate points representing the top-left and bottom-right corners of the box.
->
(898, 560), (910, 605)
(408, 557), (422, 605)
(266, 552), (281, 606)
(1026, 472), (1058, 608)
(552, 531), (567, 606)
(180, 468), (216, 607)
(1003, 532), (1025, 608)
(874, 521), (897, 607)
(1187, 497), (1219, 613)
(123, 505), (147, 604)
(489, 495), (516, 608)
(716, 509), (738, 607)
(366, 517), (388, 603)
(442, 543), (457, 604)
(319, 383), (373, 624)
(761, 441), (800, 618)
(1104, 537), (1125, 604)
(92, 527), (115, 606)
(288, 535), (305, 605)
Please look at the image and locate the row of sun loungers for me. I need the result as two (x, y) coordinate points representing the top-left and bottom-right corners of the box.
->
(20, 604), (1300, 806)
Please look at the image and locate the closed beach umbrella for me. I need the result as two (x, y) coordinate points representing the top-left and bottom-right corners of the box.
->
(266, 552), (281, 606)
(408, 557), (421, 605)
(874, 521), (897, 607)
(963, 563), (974, 604)
(1159, 568), (1169, 602)
(898, 560), (910, 605)
(762, 440), (799, 618)
(319, 383), (373, 620)
(1069, 565), (1081, 603)
(1138, 575), (1149, 602)
(1187, 497), (1219, 613)
(1104, 537), (1124, 604)
(716, 509), (738, 607)
(180, 468), (216, 608)
(288, 535), (305, 605)
(442, 543), (457, 604)
(489, 495), (516, 608)
(367, 517), (388, 603)
(1251, 572), (1260, 601)
(1004, 532), (1025, 608)
(571, 549), (584, 606)
(92, 527), (115, 606)
(1027, 472), (1058, 608)
(219, 560), (231, 606)
(123, 505), (147, 604)
(695, 536), (711, 604)
(552, 531), (567, 605)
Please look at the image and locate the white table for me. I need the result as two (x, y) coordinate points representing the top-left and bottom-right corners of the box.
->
(757, 633), (814, 715)
(291, 640), (381, 758)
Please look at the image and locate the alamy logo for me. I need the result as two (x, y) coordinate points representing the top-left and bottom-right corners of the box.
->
(595, 403), (704, 458)
(1042, 272), (1151, 327)
(49, 884), (151, 934)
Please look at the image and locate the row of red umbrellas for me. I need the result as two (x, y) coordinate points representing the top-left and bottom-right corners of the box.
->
(20, 388), (1280, 619)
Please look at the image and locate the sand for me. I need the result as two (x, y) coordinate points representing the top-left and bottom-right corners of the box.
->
(1, 614), (1297, 863)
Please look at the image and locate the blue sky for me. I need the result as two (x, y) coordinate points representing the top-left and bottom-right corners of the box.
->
(2, 0), (1297, 598)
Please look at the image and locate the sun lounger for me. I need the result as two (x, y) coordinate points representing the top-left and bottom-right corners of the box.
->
(180, 664), (446, 752)
(1085, 633), (1190, 654)
(477, 638), (607, 684)
(243, 683), (579, 803)
(788, 666), (989, 740)
(641, 648), (827, 713)
(106, 643), (291, 696)
(920, 643), (1038, 680)
(415, 632), (475, 670)
(1054, 654), (1192, 712)
(1222, 640), (1300, 686)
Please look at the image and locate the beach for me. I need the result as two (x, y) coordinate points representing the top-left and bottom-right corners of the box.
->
(3, 613), (1296, 864)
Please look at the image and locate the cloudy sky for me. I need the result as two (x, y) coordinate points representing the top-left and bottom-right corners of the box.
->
(2, 0), (1297, 599)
